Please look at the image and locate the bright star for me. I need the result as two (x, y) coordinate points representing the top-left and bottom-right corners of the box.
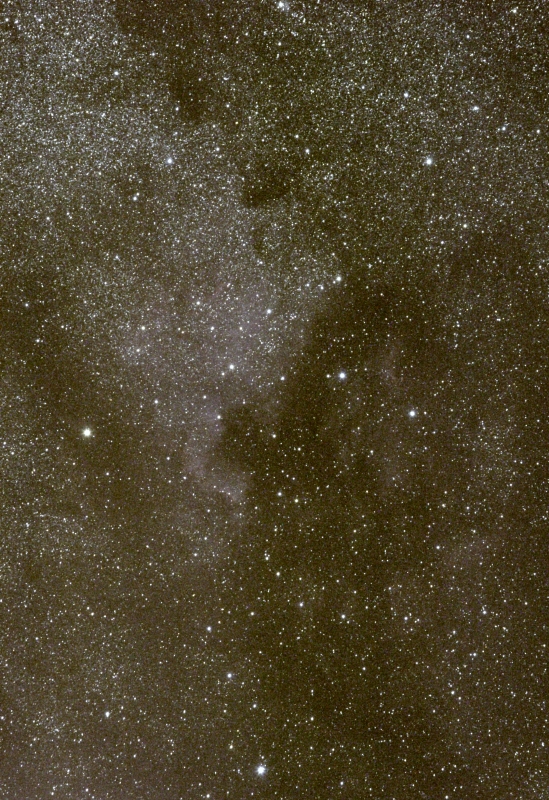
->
(256, 765), (266, 776)
(408, 409), (416, 417)
(338, 371), (346, 380)
(82, 427), (92, 437)
(425, 157), (433, 166)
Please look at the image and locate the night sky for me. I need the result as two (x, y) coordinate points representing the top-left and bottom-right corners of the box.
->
(1, 0), (549, 797)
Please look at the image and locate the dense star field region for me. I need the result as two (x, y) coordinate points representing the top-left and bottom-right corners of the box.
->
(1, 0), (549, 797)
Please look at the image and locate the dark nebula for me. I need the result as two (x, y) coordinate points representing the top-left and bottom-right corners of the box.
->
(1, 0), (549, 798)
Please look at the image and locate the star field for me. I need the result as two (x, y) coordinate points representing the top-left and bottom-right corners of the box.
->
(1, 0), (549, 798)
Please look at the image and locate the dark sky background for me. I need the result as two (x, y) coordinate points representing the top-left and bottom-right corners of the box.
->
(1, 0), (549, 797)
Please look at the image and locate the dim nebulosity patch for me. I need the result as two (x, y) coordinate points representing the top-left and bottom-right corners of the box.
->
(1, 0), (549, 797)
